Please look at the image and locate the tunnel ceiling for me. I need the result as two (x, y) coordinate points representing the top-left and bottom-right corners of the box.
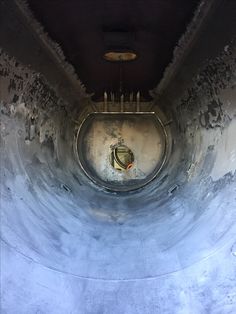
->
(27, 0), (200, 100)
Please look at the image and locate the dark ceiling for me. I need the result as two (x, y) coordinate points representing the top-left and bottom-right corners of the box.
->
(28, 0), (199, 101)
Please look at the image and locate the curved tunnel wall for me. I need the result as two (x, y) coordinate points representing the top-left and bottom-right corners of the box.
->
(0, 1), (236, 313)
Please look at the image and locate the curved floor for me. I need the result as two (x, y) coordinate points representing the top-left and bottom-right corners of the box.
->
(0, 1), (236, 313)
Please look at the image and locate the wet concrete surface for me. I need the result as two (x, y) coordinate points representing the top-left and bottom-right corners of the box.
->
(0, 1), (236, 313)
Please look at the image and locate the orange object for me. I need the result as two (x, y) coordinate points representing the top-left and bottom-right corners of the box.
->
(127, 163), (133, 170)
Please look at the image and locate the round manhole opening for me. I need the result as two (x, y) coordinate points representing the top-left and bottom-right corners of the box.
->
(110, 144), (134, 171)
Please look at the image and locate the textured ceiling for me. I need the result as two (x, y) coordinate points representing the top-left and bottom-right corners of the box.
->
(27, 0), (199, 100)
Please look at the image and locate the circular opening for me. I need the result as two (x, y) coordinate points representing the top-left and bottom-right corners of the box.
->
(110, 144), (134, 171)
(76, 112), (169, 192)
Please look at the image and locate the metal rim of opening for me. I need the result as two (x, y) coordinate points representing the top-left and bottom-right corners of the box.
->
(75, 112), (169, 192)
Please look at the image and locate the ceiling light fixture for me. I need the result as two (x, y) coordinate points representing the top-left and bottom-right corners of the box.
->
(103, 51), (137, 62)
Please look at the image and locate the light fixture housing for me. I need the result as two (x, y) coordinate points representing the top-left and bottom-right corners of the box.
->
(103, 51), (137, 62)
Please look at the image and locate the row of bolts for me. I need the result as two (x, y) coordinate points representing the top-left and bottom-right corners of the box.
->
(103, 91), (141, 112)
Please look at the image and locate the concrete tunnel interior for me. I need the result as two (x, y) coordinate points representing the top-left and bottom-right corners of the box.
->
(0, 0), (236, 313)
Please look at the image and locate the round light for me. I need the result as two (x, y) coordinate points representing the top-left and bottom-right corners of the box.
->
(103, 51), (137, 62)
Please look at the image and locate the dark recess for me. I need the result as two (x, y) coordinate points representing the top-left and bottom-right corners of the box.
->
(27, 0), (199, 100)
